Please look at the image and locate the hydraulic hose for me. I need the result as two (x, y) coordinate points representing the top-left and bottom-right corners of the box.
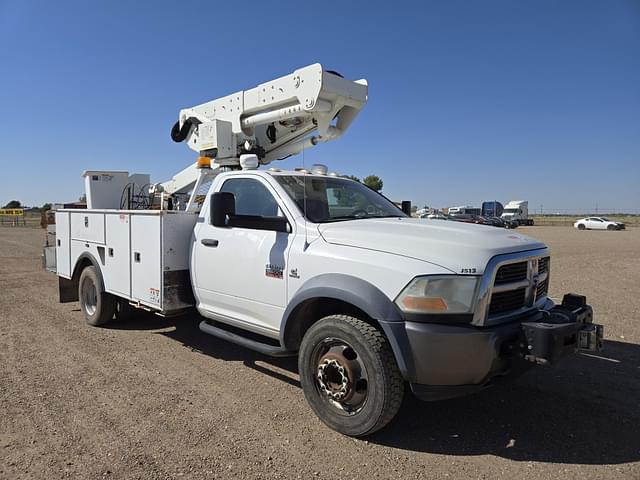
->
(170, 117), (201, 143)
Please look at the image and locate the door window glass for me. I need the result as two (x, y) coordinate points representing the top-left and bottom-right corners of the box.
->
(220, 178), (281, 217)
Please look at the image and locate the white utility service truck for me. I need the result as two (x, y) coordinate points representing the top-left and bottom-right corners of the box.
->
(502, 200), (534, 226)
(45, 64), (603, 436)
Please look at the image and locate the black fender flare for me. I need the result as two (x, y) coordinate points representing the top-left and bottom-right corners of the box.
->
(280, 273), (414, 380)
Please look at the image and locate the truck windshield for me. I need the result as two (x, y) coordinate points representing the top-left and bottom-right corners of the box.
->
(503, 208), (519, 214)
(274, 175), (405, 223)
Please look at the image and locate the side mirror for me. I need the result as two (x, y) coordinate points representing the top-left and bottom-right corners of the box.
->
(211, 192), (235, 227)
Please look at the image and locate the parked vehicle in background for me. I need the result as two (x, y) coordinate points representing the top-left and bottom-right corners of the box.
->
(574, 217), (625, 231)
(448, 214), (489, 226)
(481, 201), (504, 218)
(448, 205), (481, 216)
(486, 216), (518, 229)
(424, 213), (447, 220)
(501, 200), (534, 226)
(448, 215), (518, 229)
(448, 213), (478, 224)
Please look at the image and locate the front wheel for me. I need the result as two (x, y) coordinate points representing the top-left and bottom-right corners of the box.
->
(298, 315), (404, 437)
(607, 225), (615, 231)
(578, 224), (586, 230)
(78, 266), (116, 326)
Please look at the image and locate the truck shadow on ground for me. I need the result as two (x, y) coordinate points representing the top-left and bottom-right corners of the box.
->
(111, 312), (640, 465)
(371, 340), (640, 465)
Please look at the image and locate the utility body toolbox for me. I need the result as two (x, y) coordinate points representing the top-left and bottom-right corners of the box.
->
(54, 209), (197, 314)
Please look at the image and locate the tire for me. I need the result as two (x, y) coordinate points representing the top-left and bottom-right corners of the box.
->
(607, 225), (615, 231)
(298, 315), (404, 437)
(78, 266), (116, 326)
(578, 224), (586, 230)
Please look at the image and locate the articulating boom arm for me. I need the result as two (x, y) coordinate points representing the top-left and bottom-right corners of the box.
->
(171, 64), (368, 165)
(155, 64), (367, 201)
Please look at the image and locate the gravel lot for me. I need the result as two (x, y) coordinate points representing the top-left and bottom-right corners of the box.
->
(1, 226), (639, 480)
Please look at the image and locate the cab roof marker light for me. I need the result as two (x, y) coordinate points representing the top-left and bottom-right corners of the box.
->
(310, 164), (328, 175)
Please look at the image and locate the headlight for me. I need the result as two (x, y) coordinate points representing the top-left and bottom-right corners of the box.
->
(395, 276), (479, 314)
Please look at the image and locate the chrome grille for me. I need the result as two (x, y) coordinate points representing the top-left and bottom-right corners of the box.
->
(538, 257), (550, 274)
(489, 288), (526, 315)
(495, 262), (527, 284)
(484, 254), (551, 324)
(536, 277), (549, 298)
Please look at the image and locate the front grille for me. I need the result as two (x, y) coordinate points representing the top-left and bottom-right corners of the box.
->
(538, 257), (550, 274)
(489, 288), (526, 315)
(536, 277), (549, 298)
(494, 261), (527, 284)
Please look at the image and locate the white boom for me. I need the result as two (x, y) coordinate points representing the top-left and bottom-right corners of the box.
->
(158, 64), (368, 197)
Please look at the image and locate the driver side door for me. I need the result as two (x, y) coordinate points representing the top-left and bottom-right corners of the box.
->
(193, 176), (293, 336)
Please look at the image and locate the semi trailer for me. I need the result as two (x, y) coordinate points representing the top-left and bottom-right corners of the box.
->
(45, 64), (603, 436)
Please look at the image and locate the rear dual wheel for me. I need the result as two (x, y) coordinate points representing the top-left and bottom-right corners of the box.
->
(78, 266), (117, 326)
(298, 315), (404, 437)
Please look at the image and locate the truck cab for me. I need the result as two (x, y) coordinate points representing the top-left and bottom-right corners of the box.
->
(501, 200), (534, 226)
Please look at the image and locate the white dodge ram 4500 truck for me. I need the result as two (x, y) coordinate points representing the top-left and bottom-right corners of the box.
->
(47, 65), (603, 436)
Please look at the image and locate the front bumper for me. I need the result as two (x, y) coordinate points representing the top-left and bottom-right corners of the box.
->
(383, 294), (603, 401)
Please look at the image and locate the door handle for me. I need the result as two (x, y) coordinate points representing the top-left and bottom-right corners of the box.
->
(201, 238), (219, 247)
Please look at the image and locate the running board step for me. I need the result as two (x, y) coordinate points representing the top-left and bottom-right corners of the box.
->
(199, 321), (296, 357)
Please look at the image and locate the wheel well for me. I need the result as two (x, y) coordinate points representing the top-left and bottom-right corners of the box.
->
(282, 297), (378, 351)
(59, 257), (98, 303)
(73, 257), (94, 280)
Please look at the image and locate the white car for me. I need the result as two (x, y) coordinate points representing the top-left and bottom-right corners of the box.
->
(421, 213), (447, 220)
(574, 217), (625, 231)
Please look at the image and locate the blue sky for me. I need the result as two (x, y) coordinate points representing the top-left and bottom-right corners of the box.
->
(1, 0), (638, 213)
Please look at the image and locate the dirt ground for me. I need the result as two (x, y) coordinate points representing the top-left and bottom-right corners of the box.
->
(1, 226), (639, 480)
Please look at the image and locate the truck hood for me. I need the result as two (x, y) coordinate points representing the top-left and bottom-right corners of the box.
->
(317, 218), (546, 274)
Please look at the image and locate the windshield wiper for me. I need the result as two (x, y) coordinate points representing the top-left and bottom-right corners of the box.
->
(321, 215), (363, 223)
(320, 214), (403, 223)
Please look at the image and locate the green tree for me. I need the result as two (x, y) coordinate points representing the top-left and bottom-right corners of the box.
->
(343, 175), (360, 182)
(363, 175), (383, 192)
(41, 203), (52, 211)
(3, 200), (21, 209)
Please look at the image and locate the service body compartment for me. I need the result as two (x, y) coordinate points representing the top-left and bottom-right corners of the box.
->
(55, 212), (71, 277)
(71, 212), (106, 244)
(60, 209), (197, 313)
(131, 214), (162, 308)
(104, 213), (131, 298)
(130, 211), (197, 311)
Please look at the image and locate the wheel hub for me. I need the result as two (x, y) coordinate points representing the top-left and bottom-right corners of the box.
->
(317, 356), (351, 401)
(81, 277), (97, 316)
